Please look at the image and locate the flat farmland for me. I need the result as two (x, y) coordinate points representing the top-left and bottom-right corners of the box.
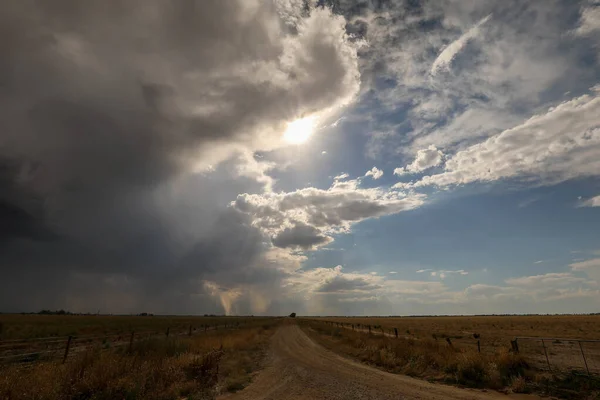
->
(306, 315), (600, 375)
(0, 314), (269, 340)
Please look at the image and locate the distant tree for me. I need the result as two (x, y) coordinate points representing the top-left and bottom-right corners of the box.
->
(289, 312), (296, 318)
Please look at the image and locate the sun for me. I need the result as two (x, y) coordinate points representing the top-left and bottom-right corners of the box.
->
(283, 116), (317, 144)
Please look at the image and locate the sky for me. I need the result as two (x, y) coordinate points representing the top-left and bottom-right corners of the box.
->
(1, 0), (600, 316)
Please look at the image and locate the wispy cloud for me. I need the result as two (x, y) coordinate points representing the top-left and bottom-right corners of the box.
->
(419, 269), (468, 279)
(430, 14), (493, 75)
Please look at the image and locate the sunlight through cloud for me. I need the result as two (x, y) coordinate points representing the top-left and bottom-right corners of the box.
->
(283, 116), (317, 144)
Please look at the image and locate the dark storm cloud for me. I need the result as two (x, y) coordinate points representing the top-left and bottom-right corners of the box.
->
(0, 0), (360, 313)
(315, 275), (382, 293)
(271, 222), (333, 250)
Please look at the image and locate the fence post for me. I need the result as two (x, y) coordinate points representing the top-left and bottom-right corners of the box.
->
(189, 325), (192, 336)
(477, 340), (481, 353)
(368, 325), (371, 334)
(541, 339), (551, 371)
(511, 339), (519, 353)
(204, 325), (208, 332)
(578, 341), (590, 375)
(62, 336), (73, 364)
(129, 331), (135, 353)
(394, 328), (398, 338)
(446, 337), (453, 347)
(352, 324), (354, 330)
(166, 327), (170, 338)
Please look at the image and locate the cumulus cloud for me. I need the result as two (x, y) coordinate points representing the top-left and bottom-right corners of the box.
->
(284, 265), (383, 295)
(413, 91), (600, 188)
(365, 166), (384, 179)
(233, 179), (425, 250)
(271, 222), (332, 250)
(0, 0), (361, 314)
(430, 14), (493, 75)
(579, 195), (600, 207)
(394, 146), (444, 176)
(575, 4), (600, 36)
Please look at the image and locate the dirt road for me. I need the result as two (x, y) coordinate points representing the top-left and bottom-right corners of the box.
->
(221, 324), (539, 400)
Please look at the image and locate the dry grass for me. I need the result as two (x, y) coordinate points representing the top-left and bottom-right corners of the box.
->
(0, 321), (278, 400)
(304, 320), (600, 398)
(311, 315), (600, 350)
(304, 322), (527, 389)
(0, 314), (272, 340)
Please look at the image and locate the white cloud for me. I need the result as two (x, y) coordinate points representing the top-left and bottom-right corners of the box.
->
(388, 271), (398, 274)
(505, 272), (588, 287)
(233, 179), (425, 250)
(394, 145), (444, 176)
(575, 4), (600, 36)
(430, 14), (492, 75)
(413, 91), (600, 188)
(365, 166), (384, 180)
(426, 269), (468, 279)
(579, 195), (600, 207)
(534, 260), (544, 264)
(284, 265), (383, 295)
(570, 258), (600, 283)
(334, 173), (350, 181)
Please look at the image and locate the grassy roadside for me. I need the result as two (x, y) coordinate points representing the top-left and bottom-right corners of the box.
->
(301, 320), (600, 399)
(0, 321), (278, 400)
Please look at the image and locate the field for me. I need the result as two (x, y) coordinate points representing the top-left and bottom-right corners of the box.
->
(0, 314), (270, 340)
(302, 315), (600, 398)
(3, 314), (600, 399)
(0, 314), (280, 400)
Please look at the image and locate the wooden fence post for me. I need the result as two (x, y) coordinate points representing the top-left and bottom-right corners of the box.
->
(189, 325), (192, 336)
(541, 339), (551, 371)
(477, 340), (481, 353)
(394, 328), (398, 338)
(368, 325), (371, 334)
(204, 325), (208, 332)
(352, 324), (354, 330)
(578, 341), (590, 375)
(62, 336), (73, 364)
(166, 327), (170, 338)
(510, 339), (519, 353)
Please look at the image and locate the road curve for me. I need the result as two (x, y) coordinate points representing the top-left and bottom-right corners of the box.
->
(221, 324), (539, 400)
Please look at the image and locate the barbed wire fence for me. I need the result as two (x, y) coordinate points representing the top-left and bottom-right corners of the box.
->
(0, 320), (249, 367)
(513, 337), (600, 376)
(305, 319), (600, 377)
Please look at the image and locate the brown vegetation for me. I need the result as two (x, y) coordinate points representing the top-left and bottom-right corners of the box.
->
(302, 319), (600, 399)
(0, 320), (278, 400)
(0, 314), (271, 340)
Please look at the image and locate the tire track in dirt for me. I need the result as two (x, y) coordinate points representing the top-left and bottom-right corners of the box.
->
(220, 323), (540, 400)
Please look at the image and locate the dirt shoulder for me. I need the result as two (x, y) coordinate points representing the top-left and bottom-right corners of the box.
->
(220, 323), (541, 400)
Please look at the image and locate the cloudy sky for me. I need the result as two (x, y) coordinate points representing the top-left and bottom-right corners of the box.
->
(1, 0), (600, 316)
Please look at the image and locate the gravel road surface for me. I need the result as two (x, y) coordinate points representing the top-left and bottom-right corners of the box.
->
(221, 324), (540, 400)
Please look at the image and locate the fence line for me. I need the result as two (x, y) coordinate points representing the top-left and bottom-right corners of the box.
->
(514, 336), (600, 376)
(304, 320), (600, 376)
(0, 321), (255, 366)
